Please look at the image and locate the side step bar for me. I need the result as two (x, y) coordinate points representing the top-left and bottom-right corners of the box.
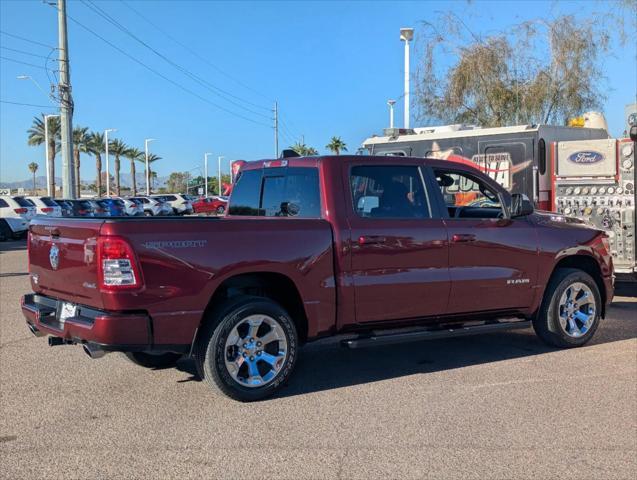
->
(341, 320), (531, 349)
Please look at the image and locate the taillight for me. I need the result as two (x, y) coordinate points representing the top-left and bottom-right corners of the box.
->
(41, 207), (54, 213)
(14, 208), (28, 214)
(96, 236), (143, 291)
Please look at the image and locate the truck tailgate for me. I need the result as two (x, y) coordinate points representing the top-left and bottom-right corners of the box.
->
(29, 218), (105, 308)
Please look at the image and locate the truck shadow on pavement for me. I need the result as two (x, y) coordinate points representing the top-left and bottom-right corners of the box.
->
(0, 239), (27, 254)
(175, 302), (636, 398)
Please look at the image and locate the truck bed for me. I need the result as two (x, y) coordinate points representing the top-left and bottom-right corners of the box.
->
(28, 216), (336, 346)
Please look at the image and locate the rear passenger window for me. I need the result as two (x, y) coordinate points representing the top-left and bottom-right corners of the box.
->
(229, 167), (321, 218)
(13, 197), (31, 207)
(350, 166), (430, 219)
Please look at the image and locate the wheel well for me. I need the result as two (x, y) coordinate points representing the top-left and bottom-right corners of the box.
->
(550, 255), (606, 316)
(202, 272), (309, 343)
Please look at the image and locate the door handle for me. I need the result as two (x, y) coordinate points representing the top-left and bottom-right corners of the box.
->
(358, 235), (387, 246)
(452, 233), (476, 243)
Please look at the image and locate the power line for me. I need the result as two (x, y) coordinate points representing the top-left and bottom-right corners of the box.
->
(80, 0), (271, 120)
(0, 30), (56, 49)
(121, 0), (273, 107)
(0, 55), (48, 70)
(0, 99), (56, 109)
(51, 3), (271, 128)
(0, 46), (51, 59)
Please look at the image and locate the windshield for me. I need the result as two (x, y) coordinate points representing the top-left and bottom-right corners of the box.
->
(13, 197), (32, 207)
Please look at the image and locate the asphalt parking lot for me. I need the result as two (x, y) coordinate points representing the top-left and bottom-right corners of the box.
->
(1, 239), (635, 480)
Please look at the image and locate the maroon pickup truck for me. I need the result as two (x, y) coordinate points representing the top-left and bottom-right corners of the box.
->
(22, 156), (614, 401)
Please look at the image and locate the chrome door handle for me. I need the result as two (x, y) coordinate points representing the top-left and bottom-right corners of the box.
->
(358, 235), (387, 246)
(452, 233), (476, 243)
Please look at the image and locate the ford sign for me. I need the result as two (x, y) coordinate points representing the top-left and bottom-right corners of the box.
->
(567, 150), (605, 164)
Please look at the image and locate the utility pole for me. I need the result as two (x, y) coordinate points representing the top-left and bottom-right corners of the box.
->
(273, 101), (279, 158)
(204, 152), (212, 197)
(57, 0), (75, 198)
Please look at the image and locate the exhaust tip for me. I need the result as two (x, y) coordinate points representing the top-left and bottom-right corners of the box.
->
(28, 324), (44, 337)
(48, 336), (64, 346)
(82, 344), (107, 359)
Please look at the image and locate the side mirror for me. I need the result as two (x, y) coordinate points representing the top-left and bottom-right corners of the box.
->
(630, 125), (637, 142)
(280, 201), (300, 217)
(511, 193), (534, 217)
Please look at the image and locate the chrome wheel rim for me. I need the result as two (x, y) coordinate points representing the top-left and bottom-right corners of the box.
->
(558, 282), (596, 338)
(223, 314), (288, 388)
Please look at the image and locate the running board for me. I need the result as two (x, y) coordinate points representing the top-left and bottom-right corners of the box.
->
(341, 320), (531, 349)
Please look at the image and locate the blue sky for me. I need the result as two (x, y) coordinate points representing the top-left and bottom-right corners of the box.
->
(1, 0), (635, 183)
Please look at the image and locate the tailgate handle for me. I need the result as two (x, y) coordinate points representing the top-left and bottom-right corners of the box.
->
(50, 228), (60, 239)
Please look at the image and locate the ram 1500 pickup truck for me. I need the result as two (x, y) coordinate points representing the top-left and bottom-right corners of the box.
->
(22, 156), (614, 401)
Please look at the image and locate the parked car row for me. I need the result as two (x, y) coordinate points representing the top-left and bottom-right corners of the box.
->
(0, 193), (198, 241)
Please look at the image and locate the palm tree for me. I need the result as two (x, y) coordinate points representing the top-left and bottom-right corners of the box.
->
(326, 136), (347, 155)
(290, 142), (318, 156)
(73, 126), (90, 197)
(108, 138), (127, 196)
(124, 147), (143, 196)
(28, 162), (39, 194)
(87, 132), (105, 197)
(27, 116), (60, 196)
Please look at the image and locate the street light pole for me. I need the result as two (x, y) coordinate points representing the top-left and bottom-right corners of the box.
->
(400, 28), (414, 129)
(204, 152), (212, 197)
(387, 99), (396, 128)
(145, 138), (156, 195)
(217, 156), (224, 196)
(43, 114), (60, 196)
(104, 128), (116, 196)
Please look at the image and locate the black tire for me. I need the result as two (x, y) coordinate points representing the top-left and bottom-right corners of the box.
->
(124, 351), (182, 368)
(533, 268), (602, 348)
(216, 206), (225, 215)
(194, 295), (298, 402)
(144, 210), (153, 217)
(0, 220), (10, 241)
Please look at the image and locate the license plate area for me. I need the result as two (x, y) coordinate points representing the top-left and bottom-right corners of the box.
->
(57, 302), (77, 323)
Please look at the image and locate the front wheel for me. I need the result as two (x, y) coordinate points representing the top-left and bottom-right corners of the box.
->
(216, 205), (225, 215)
(144, 210), (153, 217)
(533, 268), (602, 348)
(194, 296), (298, 402)
(124, 351), (182, 368)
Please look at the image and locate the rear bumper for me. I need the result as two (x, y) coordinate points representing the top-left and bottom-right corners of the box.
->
(22, 293), (154, 351)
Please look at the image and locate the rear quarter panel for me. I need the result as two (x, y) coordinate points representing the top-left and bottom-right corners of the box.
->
(101, 217), (336, 345)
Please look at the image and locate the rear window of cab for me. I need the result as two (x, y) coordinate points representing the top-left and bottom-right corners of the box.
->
(228, 167), (321, 218)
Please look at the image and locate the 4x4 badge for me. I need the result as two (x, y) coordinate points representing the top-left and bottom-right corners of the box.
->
(49, 244), (59, 270)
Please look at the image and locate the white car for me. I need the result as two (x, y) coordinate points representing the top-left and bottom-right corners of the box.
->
(26, 196), (62, 217)
(115, 197), (144, 216)
(131, 196), (171, 216)
(0, 195), (36, 240)
(151, 194), (193, 215)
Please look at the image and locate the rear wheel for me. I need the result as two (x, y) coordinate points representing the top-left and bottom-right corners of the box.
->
(194, 296), (298, 402)
(144, 210), (153, 217)
(533, 268), (602, 348)
(124, 351), (182, 368)
(216, 205), (225, 215)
